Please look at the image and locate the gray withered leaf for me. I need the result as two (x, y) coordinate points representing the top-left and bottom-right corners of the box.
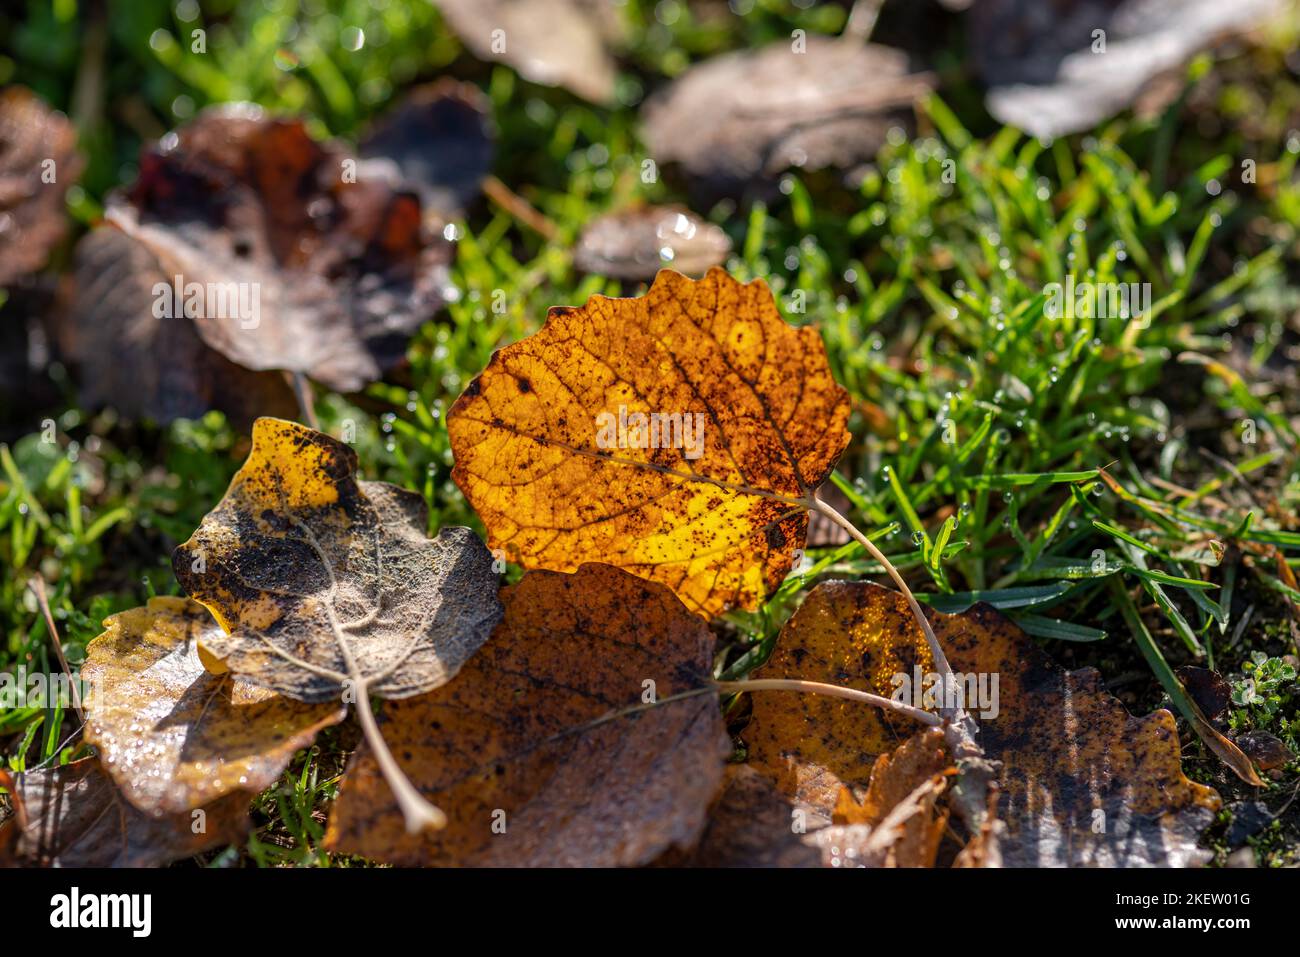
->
(172, 417), (503, 704)
(99, 104), (454, 394)
(642, 36), (933, 196)
(435, 0), (624, 104)
(65, 227), (297, 425)
(0, 86), (84, 286)
(359, 79), (496, 218)
(574, 205), (732, 281)
(970, 0), (1285, 139)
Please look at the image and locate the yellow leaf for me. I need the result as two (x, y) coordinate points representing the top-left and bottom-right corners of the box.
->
(448, 267), (850, 618)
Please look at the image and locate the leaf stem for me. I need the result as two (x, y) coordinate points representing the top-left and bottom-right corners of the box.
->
(353, 683), (447, 834)
(808, 492), (957, 705)
(804, 491), (1002, 839)
(713, 678), (940, 726)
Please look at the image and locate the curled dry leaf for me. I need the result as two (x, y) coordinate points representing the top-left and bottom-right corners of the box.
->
(642, 36), (932, 196)
(673, 728), (950, 868)
(574, 205), (732, 281)
(325, 563), (729, 866)
(67, 105), (453, 420)
(0, 759), (247, 868)
(82, 596), (347, 815)
(448, 267), (850, 619)
(173, 417), (502, 703)
(67, 227), (297, 425)
(0, 87), (84, 286)
(970, 0), (1284, 139)
(808, 773), (949, 868)
(435, 0), (623, 104)
(744, 581), (1221, 867)
(359, 79), (495, 218)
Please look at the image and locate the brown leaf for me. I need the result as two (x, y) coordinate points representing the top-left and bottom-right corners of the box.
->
(325, 563), (729, 866)
(359, 79), (495, 218)
(808, 773), (948, 868)
(1234, 730), (1293, 771)
(82, 596), (347, 815)
(82, 105), (453, 403)
(0, 759), (247, 867)
(970, 0), (1284, 139)
(172, 417), (503, 704)
(574, 205), (732, 281)
(436, 0), (623, 104)
(744, 581), (1221, 867)
(0, 87), (83, 286)
(1176, 664), (1232, 723)
(663, 766), (822, 868)
(642, 37), (932, 196)
(65, 227), (297, 425)
(448, 267), (851, 619)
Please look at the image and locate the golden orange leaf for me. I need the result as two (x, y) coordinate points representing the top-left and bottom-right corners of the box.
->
(448, 267), (851, 618)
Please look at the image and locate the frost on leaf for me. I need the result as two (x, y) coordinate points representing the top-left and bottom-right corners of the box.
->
(82, 596), (346, 815)
(744, 581), (1220, 867)
(325, 563), (729, 866)
(0, 759), (247, 868)
(172, 417), (503, 703)
(448, 267), (851, 619)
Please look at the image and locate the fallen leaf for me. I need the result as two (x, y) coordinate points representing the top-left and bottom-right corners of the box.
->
(1176, 664), (1232, 723)
(359, 79), (495, 218)
(0, 759), (247, 867)
(662, 766), (821, 868)
(574, 205), (732, 281)
(66, 227), (298, 425)
(80, 105), (453, 405)
(82, 595), (347, 815)
(448, 267), (850, 618)
(172, 417), (502, 703)
(325, 563), (729, 866)
(0, 87), (83, 286)
(744, 580), (1221, 866)
(675, 734), (949, 869)
(1234, 730), (1293, 771)
(808, 773), (948, 868)
(970, 0), (1284, 139)
(642, 36), (932, 196)
(435, 0), (623, 104)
